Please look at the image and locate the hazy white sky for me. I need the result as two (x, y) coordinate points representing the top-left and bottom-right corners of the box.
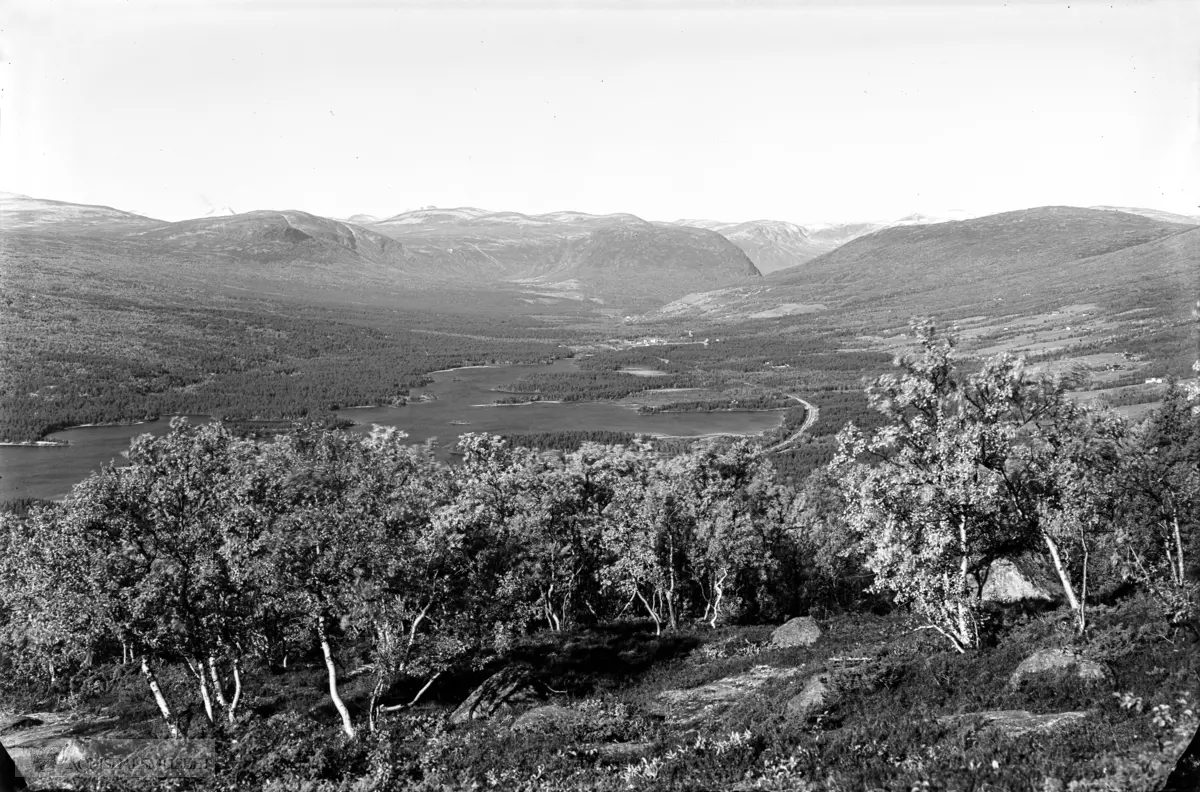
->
(2, 0), (1198, 223)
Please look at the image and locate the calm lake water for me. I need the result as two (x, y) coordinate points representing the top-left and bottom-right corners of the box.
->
(0, 360), (785, 502)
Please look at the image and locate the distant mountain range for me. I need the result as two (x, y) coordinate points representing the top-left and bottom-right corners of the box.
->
(0, 195), (758, 310)
(3, 192), (1196, 321)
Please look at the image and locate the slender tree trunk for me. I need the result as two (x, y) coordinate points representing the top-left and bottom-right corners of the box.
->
(636, 590), (662, 635)
(709, 570), (729, 630)
(318, 614), (356, 739)
(666, 569), (678, 629)
(1173, 515), (1186, 587)
(228, 657), (243, 724)
(198, 674), (214, 723)
(1043, 532), (1083, 619)
(368, 676), (386, 733)
(956, 517), (975, 648)
(207, 656), (230, 714)
(380, 671), (442, 713)
(187, 657), (215, 723)
(1079, 539), (1089, 634)
(141, 656), (181, 739)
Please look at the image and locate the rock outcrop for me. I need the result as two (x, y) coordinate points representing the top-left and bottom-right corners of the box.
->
(770, 617), (822, 648)
(979, 558), (1054, 604)
(785, 673), (836, 721)
(654, 665), (804, 727)
(1009, 649), (1111, 688)
(450, 666), (547, 724)
(937, 709), (1091, 738)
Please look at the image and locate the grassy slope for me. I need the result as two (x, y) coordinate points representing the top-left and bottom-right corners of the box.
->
(4, 598), (1195, 791)
(767, 207), (1195, 315)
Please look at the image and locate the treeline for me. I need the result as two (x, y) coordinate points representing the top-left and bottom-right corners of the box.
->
(0, 295), (563, 442)
(577, 334), (891, 377)
(635, 395), (793, 414)
(501, 430), (640, 452)
(493, 370), (711, 403)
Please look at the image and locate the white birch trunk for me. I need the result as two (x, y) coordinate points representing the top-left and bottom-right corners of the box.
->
(318, 615), (356, 739)
(207, 656), (230, 713)
(141, 656), (181, 739)
(229, 657), (243, 724)
(1173, 515), (1186, 587)
(1043, 532), (1083, 622)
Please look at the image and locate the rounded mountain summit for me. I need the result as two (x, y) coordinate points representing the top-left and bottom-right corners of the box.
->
(544, 222), (761, 308)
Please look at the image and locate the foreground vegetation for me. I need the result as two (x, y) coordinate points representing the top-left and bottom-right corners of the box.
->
(1, 323), (1196, 790)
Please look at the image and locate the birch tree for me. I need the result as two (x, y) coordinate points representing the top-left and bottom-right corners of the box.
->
(601, 465), (688, 634)
(1114, 385), (1200, 624)
(670, 440), (785, 628)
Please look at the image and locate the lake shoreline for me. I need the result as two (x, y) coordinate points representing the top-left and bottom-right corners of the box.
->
(1, 358), (787, 502)
(0, 440), (70, 448)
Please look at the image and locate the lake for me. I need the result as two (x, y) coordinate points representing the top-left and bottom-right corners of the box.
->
(0, 360), (785, 501)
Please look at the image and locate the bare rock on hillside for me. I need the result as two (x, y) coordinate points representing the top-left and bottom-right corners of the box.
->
(512, 705), (587, 734)
(654, 665), (803, 727)
(937, 709), (1091, 738)
(979, 558), (1054, 604)
(784, 657), (889, 722)
(1009, 649), (1111, 688)
(770, 617), (822, 648)
(785, 672), (836, 721)
(451, 666), (547, 724)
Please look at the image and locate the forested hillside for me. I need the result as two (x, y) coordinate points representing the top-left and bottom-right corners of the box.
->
(2, 327), (1196, 791)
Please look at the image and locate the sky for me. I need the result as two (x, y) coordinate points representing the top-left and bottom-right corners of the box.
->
(2, 0), (1198, 224)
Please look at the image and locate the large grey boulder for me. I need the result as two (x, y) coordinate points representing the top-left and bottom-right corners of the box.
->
(980, 558), (1054, 604)
(450, 666), (547, 724)
(1009, 649), (1111, 688)
(770, 617), (822, 648)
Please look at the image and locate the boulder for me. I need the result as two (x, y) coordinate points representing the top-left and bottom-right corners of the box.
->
(770, 617), (822, 648)
(450, 666), (547, 724)
(512, 705), (586, 734)
(785, 672), (836, 721)
(980, 558), (1054, 604)
(1009, 649), (1111, 688)
(937, 709), (1090, 738)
